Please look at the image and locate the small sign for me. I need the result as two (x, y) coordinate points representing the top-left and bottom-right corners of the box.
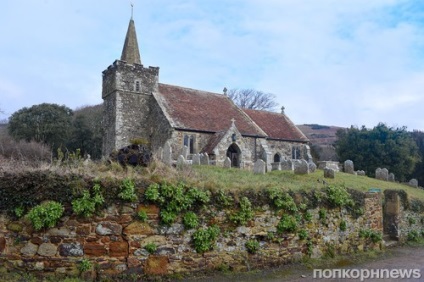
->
(368, 188), (381, 193)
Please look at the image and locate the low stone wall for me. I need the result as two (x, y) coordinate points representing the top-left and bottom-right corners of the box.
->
(0, 192), (384, 279)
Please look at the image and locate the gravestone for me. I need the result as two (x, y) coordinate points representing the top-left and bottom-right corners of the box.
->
(163, 141), (172, 166)
(182, 145), (189, 159)
(200, 153), (209, 165)
(376, 168), (389, 181)
(324, 168), (335, 179)
(381, 168), (389, 181)
(409, 179), (418, 188)
(308, 161), (317, 173)
(271, 162), (281, 171)
(280, 159), (293, 171)
(388, 173), (395, 182)
(357, 170), (366, 176)
(176, 155), (185, 169)
(83, 154), (91, 166)
(344, 160), (354, 174)
(253, 159), (266, 174)
(294, 159), (309, 175)
(223, 157), (231, 168)
(192, 154), (201, 165)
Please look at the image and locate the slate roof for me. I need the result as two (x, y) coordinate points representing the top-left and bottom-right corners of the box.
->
(156, 84), (267, 137)
(243, 109), (309, 142)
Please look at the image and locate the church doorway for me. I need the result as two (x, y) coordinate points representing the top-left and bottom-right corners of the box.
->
(226, 144), (241, 167)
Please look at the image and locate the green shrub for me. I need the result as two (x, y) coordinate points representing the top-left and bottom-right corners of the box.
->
(14, 206), (25, 218)
(216, 190), (233, 207)
(160, 210), (177, 226)
(409, 217), (417, 226)
(137, 210), (148, 222)
(27, 201), (64, 231)
(183, 211), (199, 229)
(339, 220), (347, 231)
(319, 208), (327, 222)
(326, 185), (354, 208)
(298, 229), (309, 240)
(268, 188), (298, 213)
(72, 183), (104, 217)
(192, 225), (220, 253)
(145, 183), (161, 202)
(245, 239), (260, 254)
(359, 229), (383, 243)
(144, 243), (157, 254)
(78, 258), (92, 273)
(277, 214), (298, 234)
(118, 178), (138, 202)
(230, 197), (254, 226)
(303, 211), (313, 222)
(306, 239), (313, 256)
(408, 230), (420, 242)
(145, 182), (210, 225)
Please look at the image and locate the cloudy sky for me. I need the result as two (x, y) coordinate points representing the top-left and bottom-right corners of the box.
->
(1, 0), (424, 130)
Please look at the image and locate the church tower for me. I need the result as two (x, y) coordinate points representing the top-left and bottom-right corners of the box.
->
(102, 16), (159, 156)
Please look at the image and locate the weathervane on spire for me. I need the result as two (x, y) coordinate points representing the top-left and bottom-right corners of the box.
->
(130, 2), (134, 20)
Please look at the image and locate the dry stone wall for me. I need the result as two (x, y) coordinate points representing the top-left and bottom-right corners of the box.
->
(0, 190), (384, 280)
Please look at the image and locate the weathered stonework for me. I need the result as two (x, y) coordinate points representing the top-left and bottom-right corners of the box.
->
(102, 60), (159, 156)
(0, 190), (397, 279)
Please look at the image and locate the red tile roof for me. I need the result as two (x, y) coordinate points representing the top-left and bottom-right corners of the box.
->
(156, 84), (267, 137)
(243, 109), (309, 142)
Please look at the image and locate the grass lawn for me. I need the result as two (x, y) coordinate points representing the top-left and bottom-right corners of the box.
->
(183, 166), (424, 201)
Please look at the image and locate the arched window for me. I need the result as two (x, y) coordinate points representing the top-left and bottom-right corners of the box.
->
(273, 153), (281, 163)
(135, 81), (140, 92)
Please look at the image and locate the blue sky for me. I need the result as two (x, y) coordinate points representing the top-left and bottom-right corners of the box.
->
(1, 0), (424, 130)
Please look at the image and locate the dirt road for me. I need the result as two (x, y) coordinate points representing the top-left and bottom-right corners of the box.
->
(187, 244), (424, 282)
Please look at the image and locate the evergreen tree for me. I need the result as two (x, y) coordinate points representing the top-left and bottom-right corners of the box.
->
(335, 123), (420, 181)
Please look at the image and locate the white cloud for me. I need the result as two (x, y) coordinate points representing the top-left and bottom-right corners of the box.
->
(1, 0), (424, 131)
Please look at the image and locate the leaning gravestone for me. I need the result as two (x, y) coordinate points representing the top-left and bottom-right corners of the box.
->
(308, 162), (317, 173)
(294, 159), (309, 175)
(409, 179), (419, 188)
(192, 154), (201, 165)
(163, 141), (173, 166)
(253, 159), (266, 174)
(388, 173), (395, 182)
(176, 155), (186, 170)
(324, 168), (335, 179)
(223, 157), (231, 168)
(344, 160), (354, 174)
(200, 153), (209, 165)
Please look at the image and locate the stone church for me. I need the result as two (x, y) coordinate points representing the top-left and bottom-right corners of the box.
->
(102, 17), (309, 169)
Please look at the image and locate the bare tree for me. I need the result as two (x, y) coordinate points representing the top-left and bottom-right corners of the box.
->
(227, 88), (278, 111)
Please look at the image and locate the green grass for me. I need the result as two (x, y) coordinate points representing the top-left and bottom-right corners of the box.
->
(183, 166), (424, 201)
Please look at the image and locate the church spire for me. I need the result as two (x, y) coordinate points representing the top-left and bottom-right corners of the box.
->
(120, 6), (141, 65)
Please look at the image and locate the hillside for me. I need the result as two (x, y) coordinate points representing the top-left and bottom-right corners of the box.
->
(296, 124), (345, 161)
(297, 124), (345, 146)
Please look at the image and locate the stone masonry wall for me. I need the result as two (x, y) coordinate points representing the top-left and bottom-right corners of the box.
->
(0, 192), (383, 279)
